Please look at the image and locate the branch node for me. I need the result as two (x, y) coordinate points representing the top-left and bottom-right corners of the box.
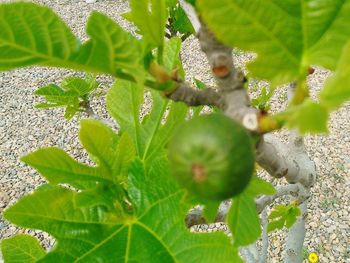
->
(242, 113), (259, 131)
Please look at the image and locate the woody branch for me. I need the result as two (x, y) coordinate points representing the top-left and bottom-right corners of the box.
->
(174, 3), (316, 262)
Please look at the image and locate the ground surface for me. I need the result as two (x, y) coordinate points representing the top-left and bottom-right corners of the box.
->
(0, 0), (349, 262)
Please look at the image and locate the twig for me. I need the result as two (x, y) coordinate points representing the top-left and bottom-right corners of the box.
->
(259, 209), (269, 263)
(84, 103), (119, 129)
(256, 184), (300, 213)
(185, 183), (303, 227)
(240, 245), (259, 263)
(167, 81), (224, 108)
(185, 205), (206, 227)
(284, 202), (308, 263)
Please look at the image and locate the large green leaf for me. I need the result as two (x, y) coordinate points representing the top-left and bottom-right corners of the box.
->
(166, 0), (178, 8)
(321, 42), (350, 109)
(244, 176), (276, 196)
(170, 6), (195, 35)
(107, 38), (188, 162)
(107, 79), (144, 155)
(0, 2), (79, 70)
(79, 119), (120, 175)
(75, 11), (145, 83)
(0, 3), (145, 82)
(227, 177), (275, 247)
(198, 0), (350, 85)
(113, 132), (137, 184)
(284, 99), (329, 134)
(107, 80), (187, 163)
(21, 120), (134, 190)
(163, 37), (185, 77)
(228, 192), (261, 247)
(4, 159), (242, 262)
(1, 234), (45, 263)
(20, 147), (104, 190)
(144, 99), (188, 163)
(129, 0), (168, 47)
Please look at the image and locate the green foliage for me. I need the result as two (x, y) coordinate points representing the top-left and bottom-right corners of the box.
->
(283, 40), (350, 134)
(191, 78), (206, 116)
(35, 75), (98, 120)
(107, 37), (188, 164)
(268, 203), (301, 233)
(166, 0), (196, 37)
(202, 201), (222, 223)
(4, 158), (241, 262)
(251, 86), (275, 111)
(21, 120), (131, 193)
(1, 235), (45, 263)
(193, 78), (205, 90)
(0, 3), (145, 82)
(77, 11), (145, 83)
(166, 0), (178, 7)
(228, 177), (275, 247)
(198, 0), (350, 85)
(186, 0), (197, 6)
(162, 37), (185, 77)
(1, 0), (350, 261)
(108, 80), (188, 163)
(172, 7), (195, 35)
(168, 3), (195, 38)
(3, 81), (241, 261)
(198, 0), (350, 133)
(244, 176), (277, 197)
(228, 192), (261, 247)
(284, 99), (329, 134)
(0, 3), (79, 71)
(321, 42), (350, 109)
(129, 0), (168, 48)
(1, 21), (246, 260)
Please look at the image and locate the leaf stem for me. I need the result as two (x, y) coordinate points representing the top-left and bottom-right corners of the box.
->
(157, 45), (164, 65)
(290, 79), (309, 105)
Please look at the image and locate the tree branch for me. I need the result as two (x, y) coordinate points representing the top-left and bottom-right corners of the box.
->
(240, 245), (259, 263)
(167, 81), (224, 107)
(284, 202), (308, 263)
(185, 205), (206, 227)
(256, 184), (300, 213)
(185, 183), (305, 227)
(171, 9), (316, 263)
(197, 22), (261, 133)
(258, 209), (269, 263)
(84, 103), (119, 129)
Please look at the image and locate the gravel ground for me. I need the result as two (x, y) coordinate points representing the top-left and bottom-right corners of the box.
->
(0, 0), (349, 262)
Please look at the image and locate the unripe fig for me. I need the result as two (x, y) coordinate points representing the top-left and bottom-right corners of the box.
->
(168, 114), (255, 201)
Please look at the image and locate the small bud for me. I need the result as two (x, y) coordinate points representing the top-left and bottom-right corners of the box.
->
(308, 67), (315, 75)
(212, 65), (230, 78)
(258, 115), (281, 133)
(212, 54), (230, 78)
(149, 62), (171, 83)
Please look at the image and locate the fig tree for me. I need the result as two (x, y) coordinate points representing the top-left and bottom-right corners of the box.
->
(168, 113), (255, 201)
